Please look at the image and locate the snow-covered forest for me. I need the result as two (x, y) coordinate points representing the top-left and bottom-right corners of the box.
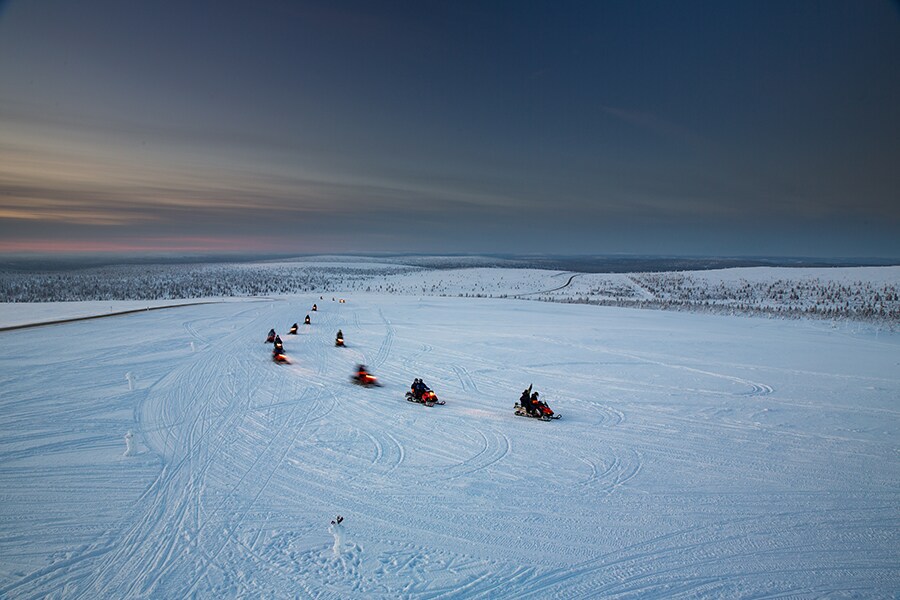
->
(2, 259), (898, 327)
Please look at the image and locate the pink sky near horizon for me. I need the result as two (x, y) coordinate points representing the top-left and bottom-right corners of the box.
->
(0, 236), (297, 255)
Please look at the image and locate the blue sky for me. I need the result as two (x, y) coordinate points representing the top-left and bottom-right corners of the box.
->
(1, 0), (898, 257)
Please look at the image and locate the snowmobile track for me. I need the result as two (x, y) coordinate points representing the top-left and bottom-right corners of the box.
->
(452, 364), (480, 394)
(2, 293), (897, 598)
(371, 308), (394, 370)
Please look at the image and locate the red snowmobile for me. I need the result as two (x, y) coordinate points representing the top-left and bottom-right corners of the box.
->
(351, 365), (380, 387)
(335, 333), (345, 347)
(272, 335), (289, 363)
(406, 379), (444, 406)
(514, 393), (560, 421)
(272, 343), (290, 364)
(266, 329), (276, 343)
(405, 386), (444, 407)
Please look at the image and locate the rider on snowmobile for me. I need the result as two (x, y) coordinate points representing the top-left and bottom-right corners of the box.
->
(410, 378), (427, 400)
(520, 388), (534, 414)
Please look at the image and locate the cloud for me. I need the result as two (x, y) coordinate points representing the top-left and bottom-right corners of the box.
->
(0, 131), (528, 236)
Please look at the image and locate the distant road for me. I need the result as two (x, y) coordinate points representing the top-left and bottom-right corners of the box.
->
(514, 273), (582, 297)
(0, 301), (224, 332)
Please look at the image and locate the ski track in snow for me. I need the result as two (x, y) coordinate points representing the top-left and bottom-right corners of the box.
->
(0, 292), (898, 598)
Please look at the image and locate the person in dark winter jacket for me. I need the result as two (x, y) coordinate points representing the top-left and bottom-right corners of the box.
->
(520, 388), (533, 414)
(409, 378), (425, 399)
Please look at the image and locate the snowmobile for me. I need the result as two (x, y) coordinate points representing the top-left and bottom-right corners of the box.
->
(405, 387), (444, 407)
(304, 315), (311, 325)
(266, 330), (276, 343)
(351, 365), (381, 387)
(288, 323), (299, 335)
(311, 304), (318, 312)
(514, 399), (560, 420)
(272, 347), (290, 364)
(335, 334), (345, 347)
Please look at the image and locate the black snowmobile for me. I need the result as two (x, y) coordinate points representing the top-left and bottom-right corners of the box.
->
(304, 315), (311, 325)
(266, 329), (276, 343)
(288, 323), (299, 335)
(335, 333), (345, 347)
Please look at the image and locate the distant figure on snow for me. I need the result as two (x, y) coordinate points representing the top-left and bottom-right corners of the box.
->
(329, 515), (345, 555)
(123, 430), (135, 457)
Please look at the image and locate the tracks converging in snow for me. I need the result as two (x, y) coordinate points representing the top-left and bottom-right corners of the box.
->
(1, 293), (898, 598)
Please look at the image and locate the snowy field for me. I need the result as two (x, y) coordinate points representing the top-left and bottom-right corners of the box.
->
(0, 272), (898, 597)
(0, 299), (232, 330)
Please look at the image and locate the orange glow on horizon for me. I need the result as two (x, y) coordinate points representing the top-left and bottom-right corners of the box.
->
(0, 236), (301, 255)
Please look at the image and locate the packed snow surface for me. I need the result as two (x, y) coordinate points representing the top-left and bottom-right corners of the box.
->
(0, 299), (229, 329)
(0, 282), (898, 597)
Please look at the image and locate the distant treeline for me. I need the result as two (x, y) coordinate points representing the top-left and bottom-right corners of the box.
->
(1, 254), (896, 274)
(1, 261), (896, 327)
(0, 264), (413, 301)
(538, 273), (900, 327)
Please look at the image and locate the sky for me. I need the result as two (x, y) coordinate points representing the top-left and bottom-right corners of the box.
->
(0, 0), (898, 258)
